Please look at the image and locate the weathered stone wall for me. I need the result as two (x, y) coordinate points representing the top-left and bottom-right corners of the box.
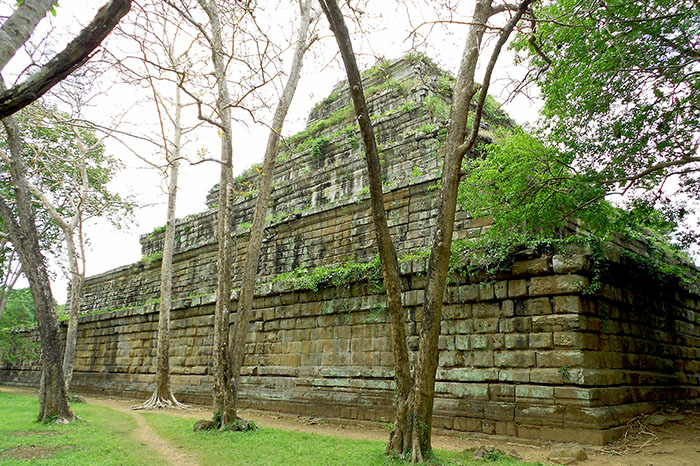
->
(4, 249), (699, 444)
(2, 55), (699, 445)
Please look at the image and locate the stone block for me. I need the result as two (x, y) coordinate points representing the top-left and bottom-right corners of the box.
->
(536, 350), (585, 368)
(455, 335), (471, 351)
(529, 275), (589, 296)
(499, 317), (531, 333)
(524, 297), (552, 315)
(498, 368), (530, 383)
(463, 351), (494, 368)
(470, 334), (489, 350)
(508, 279), (528, 298)
(473, 318), (499, 334)
(494, 281), (508, 299)
(453, 417), (482, 432)
(501, 300), (515, 317)
(513, 258), (550, 276)
(515, 405), (564, 426)
(529, 333), (553, 349)
(495, 351), (535, 368)
(484, 402), (515, 421)
(553, 295), (583, 314)
(473, 303), (501, 318)
(552, 254), (588, 274)
(505, 334), (528, 350)
(489, 384), (515, 402)
(478, 283), (494, 301)
(515, 385), (554, 401)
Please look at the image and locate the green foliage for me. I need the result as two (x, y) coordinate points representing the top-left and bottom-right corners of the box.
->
(513, 0), (700, 238)
(422, 95), (450, 121)
(270, 256), (384, 293)
(140, 251), (163, 264)
(238, 221), (252, 231)
(234, 163), (262, 185)
(0, 287), (35, 327)
(310, 90), (341, 114)
(310, 136), (331, 159)
(286, 106), (354, 150)
(437, 74), (455, 98)
(459, 128), (622, 241)
(457, 127), (694, 288)
(481, 95), (512, 126)
(400, 100), (420, 114)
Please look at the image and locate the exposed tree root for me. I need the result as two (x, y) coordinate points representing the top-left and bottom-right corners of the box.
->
(131, 390), (188, 410)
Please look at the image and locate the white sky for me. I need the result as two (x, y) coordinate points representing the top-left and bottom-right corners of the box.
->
(1, 1), (553, 303)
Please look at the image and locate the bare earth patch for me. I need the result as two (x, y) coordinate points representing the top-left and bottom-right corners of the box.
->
(2, 445), (68, 461)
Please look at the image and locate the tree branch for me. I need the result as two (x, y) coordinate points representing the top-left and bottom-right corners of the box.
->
(0, 0), (132, 119)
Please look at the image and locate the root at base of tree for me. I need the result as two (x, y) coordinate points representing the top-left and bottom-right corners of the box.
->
(130, 391), (188, 410)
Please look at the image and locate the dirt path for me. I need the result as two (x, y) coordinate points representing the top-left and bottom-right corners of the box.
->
(86, 396), (199, 466)
(4, 386), (700, 465)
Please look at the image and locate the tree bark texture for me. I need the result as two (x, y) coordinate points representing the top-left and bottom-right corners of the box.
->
(0, 114), (74, 423)
(319, 0), (533, 461)
(0, 0), (55, 71)
(197, 0), (236, 427)
(228, 0), (314, 420)
(0, 0), (132, 119)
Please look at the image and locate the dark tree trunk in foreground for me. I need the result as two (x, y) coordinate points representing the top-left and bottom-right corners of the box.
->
(319, 0), (533, 461)
(228, 0), (314, 421)
(0, 114), (74, 423)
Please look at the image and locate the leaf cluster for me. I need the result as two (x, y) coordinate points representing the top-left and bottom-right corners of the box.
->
(513, 0), (700, 232)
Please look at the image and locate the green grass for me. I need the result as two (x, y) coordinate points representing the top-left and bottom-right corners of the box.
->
(0, 393), (168, 466)
(143, 412), (547, 466)
(0, 392), (548, 465)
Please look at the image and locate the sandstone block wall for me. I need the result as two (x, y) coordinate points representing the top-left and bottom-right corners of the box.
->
(4, 249), (698, 444)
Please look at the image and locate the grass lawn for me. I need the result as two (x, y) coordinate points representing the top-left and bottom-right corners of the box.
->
(0, 392), (168, 466)
(0, 392), (551, 465)
(143, 412), (549, 466)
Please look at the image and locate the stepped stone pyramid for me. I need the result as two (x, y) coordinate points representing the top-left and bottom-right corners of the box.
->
(2, 55), (699, 445)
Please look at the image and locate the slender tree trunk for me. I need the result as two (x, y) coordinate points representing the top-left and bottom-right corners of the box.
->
(228, 0), (315, 420)
(133, 85), (186, 410)
(197, 0), (236, 427)
(319, 0), (532, 461)
(0, 255), (22, 319)
(0, 114), (74, 423)
(61, 234), (83, 392)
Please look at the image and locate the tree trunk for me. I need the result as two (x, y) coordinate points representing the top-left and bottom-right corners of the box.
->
(228, 0), (315, 420)
(0, 114), (74, 423)
(317, 0), (412, 454)
(61, 235), (83, 392)
(319, 0), (532, 460)
(0, 254), (21, 319)
(133, 85), (185, 410)
(197, 0), (237, 427)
